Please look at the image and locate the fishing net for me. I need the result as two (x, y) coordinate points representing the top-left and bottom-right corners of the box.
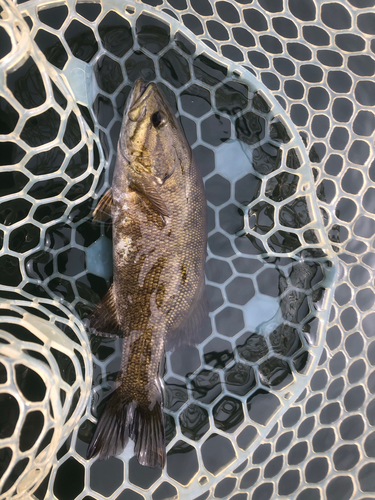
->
(0, 0), (373, 499)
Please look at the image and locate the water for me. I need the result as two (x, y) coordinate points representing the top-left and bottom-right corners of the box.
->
(0, 1), (341, 499)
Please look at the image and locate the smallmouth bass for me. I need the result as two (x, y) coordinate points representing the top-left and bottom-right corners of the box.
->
(86, 79), (207, 468)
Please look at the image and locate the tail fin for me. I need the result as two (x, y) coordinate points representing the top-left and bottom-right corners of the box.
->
(132, 403), (166, 468)
(87, 390), (166, 469)
(86, 392), (135, 461)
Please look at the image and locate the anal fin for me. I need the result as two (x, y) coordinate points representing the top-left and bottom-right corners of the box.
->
(166, 284), (209, 351)
(93, 189), (113, 222)
(88, 284), (122, 336)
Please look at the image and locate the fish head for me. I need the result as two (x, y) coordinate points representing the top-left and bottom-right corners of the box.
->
(119, 78), (191, 185)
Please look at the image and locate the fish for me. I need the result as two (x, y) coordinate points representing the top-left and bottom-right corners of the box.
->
(86, 78), (207, 468)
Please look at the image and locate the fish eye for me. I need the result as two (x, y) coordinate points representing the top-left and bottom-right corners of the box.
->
(151, 111), (164, 128)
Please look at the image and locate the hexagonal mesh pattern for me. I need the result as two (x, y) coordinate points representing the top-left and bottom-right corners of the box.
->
(0, 0), (373, 499)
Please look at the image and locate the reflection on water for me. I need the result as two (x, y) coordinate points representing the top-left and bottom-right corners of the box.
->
(225, 362), (256, 396)
(237, 333), (269, 362)
(270, 324), (302, 356)
(259, 357), (293, 389)
(191, 369), (222, 405)
(164, 379), (188, 412)
(179, 404), (209, 441)
(213, 396), (244, 432)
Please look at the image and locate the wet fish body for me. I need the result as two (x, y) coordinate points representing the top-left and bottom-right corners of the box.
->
(86, 79), (207, 468)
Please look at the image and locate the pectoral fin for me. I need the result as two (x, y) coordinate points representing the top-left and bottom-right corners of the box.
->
(88, 284), (122, 336)
(93, 189), (113, 222)
(130, 176), (169, 218)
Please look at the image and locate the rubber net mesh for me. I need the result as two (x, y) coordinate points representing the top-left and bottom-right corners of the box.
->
(0, 0), (373, 499)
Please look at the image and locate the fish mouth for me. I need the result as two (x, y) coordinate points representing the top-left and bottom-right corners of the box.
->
(128, 79), (158, 122)
(129, 78), (147, 110)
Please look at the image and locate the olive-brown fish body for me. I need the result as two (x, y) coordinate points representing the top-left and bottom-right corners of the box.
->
(87, 79), (207, 468)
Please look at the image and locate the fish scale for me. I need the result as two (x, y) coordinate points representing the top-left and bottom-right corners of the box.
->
(86, 78), (207, 468)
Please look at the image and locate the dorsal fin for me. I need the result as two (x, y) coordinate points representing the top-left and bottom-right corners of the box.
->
(93, 189), (113, 222)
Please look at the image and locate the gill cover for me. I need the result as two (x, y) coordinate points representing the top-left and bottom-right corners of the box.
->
(118, 79), (191, 217)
